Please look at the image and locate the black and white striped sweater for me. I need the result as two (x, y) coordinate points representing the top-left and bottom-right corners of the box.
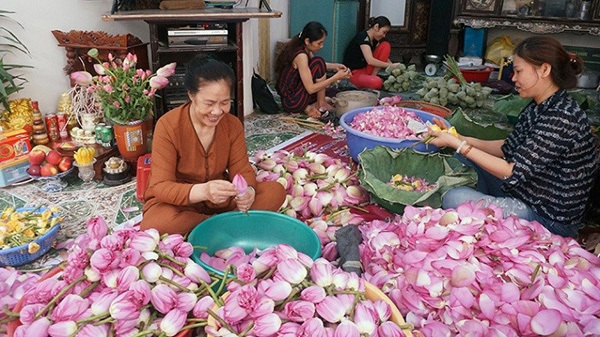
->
(501, 89), (599, 228)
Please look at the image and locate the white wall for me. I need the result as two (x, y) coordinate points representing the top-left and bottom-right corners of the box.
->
(3, 0), (148, 116)
(3, 0), (288, 117)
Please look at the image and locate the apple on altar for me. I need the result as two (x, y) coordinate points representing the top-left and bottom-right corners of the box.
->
(27, 145), (73, 177)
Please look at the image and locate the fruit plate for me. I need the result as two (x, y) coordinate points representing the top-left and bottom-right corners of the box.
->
(27, 167), (74, 192)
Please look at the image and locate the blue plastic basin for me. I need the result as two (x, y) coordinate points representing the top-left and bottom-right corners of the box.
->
(339, 106), (451, 162)
(188, 210), (321, 276)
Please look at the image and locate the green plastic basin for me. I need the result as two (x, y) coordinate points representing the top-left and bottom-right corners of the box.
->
(188, 210), (321, 276)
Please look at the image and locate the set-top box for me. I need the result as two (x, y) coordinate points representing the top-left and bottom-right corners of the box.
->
(168, 24), (229, 48)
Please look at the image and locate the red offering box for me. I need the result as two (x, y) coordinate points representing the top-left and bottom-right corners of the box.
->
(0, 129), (31, 163)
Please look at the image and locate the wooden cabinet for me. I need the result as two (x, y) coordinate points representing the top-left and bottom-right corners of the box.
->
(454, 0), (600, 35)
(147, 20), (241, 119)
(102, 8), (282, 124)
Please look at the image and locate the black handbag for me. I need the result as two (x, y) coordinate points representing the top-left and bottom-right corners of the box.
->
(251, 71), (280, 114)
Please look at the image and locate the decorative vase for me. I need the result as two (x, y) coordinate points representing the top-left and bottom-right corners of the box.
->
(113, 118), (153, 162)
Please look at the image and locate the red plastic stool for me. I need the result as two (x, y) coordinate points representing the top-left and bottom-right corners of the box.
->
(136, 153), (152, 203)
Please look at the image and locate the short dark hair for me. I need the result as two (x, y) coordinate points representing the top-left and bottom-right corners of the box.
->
(184, 56), (235, 94)
(513, 36), (584, 89)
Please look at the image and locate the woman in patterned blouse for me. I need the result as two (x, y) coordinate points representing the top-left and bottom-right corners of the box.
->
(427, 36), (599, 238)
(275, 21), (351, 118)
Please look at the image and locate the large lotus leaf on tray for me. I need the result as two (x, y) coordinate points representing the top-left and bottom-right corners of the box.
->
(448, 107), (513, 140)
(358, 147), (477, 214)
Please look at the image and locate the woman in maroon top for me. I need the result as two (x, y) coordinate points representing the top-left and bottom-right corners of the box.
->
(275, 21), (351, 118)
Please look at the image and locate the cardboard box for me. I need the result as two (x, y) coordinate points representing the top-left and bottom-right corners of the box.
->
(0, 129), (31, 163)
(0, 156), (30, 187)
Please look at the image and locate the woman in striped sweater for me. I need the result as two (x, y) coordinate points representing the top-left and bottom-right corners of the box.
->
(427, 36), (599, 238)
(275, 21), (351, 118)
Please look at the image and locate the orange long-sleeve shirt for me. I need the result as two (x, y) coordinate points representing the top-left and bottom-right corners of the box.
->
(143, 103), (257, 209)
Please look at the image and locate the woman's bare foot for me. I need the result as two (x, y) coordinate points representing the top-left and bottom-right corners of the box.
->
(319, 102), (335, 112)
(305, 105), (322, 118)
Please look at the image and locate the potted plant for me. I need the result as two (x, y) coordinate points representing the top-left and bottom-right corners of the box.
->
(70, 48), (176, 162)
(0, 10), (31, 117)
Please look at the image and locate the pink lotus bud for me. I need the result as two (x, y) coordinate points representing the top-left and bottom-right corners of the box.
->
(310, 258), (334, 287)
(24, 317), (51, 337)
(70, 71), (93, 85)
(276, 258), (307, 285)
(19, 304), (44, 324)
(252, 250), (278, 274)
(309, 198), (323, 217)
(129, 280), (151, 307)
(176, 292), (197, 312)
(278, 322), (301, 336)
(90, 248), (119, 272)
(86, 216), (108, 240)
(257, 158), (277, 170)
(184, 259), (211, 284)
(120, 248), (142, 267)
(129, 231), (158, 252)
(157, 62), (177, 77)
(48, 320), (77, 337)
(150, 76), (169, 89)
(236, 264), (256, 283)
(91, 289), (119, 316)
(316, 296), (346, 323)
(283, 300), (315, 322)
(160, 308), (187, 337)
(263, 280), (292, 301)
(173, 242), (193, 258)
(193, 295), (215, 318)
(78, 323), (109, 337)
(377, 321), (406, 337)
(254, 313), (282, 336)
(84, 266), (101, 282)
(109, 292), (140, 320)
(298, 317), (327, 336)
(142, 262), (162, 283)
(353, 302), (378, 335)
(114, 319), (138, 336)
(102, 269), (120, 288)
(301, 285), (326, 303)
(249, 297), (275, 319)
(151, 284), (178, 314)
(116, 266), (140, 292)
(232, 173), (248, 196)
(334, 320), (360, 337)
(51, 294), (90, 322)
(162, 234), (184, 250)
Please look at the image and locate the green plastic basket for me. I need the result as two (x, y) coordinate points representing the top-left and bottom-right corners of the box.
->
(188, 210), (321, 276)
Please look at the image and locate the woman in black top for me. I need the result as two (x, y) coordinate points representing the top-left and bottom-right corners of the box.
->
(428, 36), (599, 238)
(343, 16), (399, 90)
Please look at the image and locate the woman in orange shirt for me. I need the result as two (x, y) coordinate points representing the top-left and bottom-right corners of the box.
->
(141, 56), (286, 234)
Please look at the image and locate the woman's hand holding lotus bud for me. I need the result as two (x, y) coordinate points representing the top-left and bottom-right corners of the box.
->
(233, 173), (255, 212)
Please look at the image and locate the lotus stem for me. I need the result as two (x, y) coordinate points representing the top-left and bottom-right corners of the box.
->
(158, 276), (192, 293)
(35, 275), (87, 319)
(207, 308), (237, 333)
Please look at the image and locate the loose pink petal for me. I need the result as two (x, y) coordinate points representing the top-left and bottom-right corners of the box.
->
(531, 309), (561, 335)
(450, 265), (475, 288)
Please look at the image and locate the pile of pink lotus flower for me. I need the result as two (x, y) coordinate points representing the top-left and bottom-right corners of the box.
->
(207, 244), (414, 336)
(2, 217), (220, 337)
(252, 150), (369, 221)
(360, 202), (600, 336)
(349, 106), (424, 139)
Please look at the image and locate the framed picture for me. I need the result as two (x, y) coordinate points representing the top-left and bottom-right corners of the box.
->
(462, 0), (500, 14)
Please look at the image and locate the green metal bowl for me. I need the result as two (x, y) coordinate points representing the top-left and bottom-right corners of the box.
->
(188, 210), (321, 276)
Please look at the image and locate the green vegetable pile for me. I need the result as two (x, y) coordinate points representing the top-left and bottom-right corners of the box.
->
(416, 77), (492, 108)
(382, 63), (421, 92)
